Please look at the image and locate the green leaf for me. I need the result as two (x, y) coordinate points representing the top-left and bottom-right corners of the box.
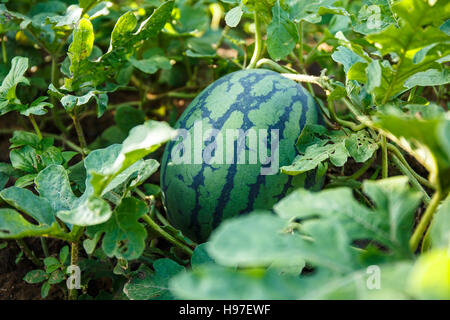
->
(191, 243), (215, 270)
(186, 31), (219, 58)
(225, 6), (243, 28)
(44, 256), (60, 273)
(429, 196), (450, 249)
(124, 258), (184, 300)
(170, 265), (304, 300)
(114, 105), (145, 133)
(66, 18), (94, 90)
(133, 0), (174, 42)
(0, 173), (7, 191)
(59, 245), (69, 264)
(47, 5), (82, 27)
(409, 249), (450, 299)
(0, 186), (56, 226)
(79, 0), (100, 10)
(275, 177), (422, 257)
(207, 212), (307, 268)
(41, 281), (51, 298)
(129, 159), (160, 190)
(89, 120), (176, 196)
(331, 46), (367, 73)
(59, 89), (109, 116)
(296, 262), (414, 299)
(143, 183), (161, 196)
(10, 131), (43, 149)
(352, 0), (396, 35)
(9, 146), (39, 173)
(23, 270), (48, 284)
(19, 96), (54, 117)
(83, 144), (145, 197)
(286, 0), (349, 24)
(14, 174), (37, 188)
(267, 2), (299, 61)
(281, 125), (378, 175)
(0, 208), (59, 239)
(363, 0), (450, 102)
(0, 56), (30, 112)
(57, 195), (111, 226)
(48, 269), (65, 284)
(109, 11), (138, 50)
(129, 48), (172, 75)
(344, 130), (379, 163)
(35, 165), (78, 212)
(85, 197), (147, 259)
(404, 68), (450, 88)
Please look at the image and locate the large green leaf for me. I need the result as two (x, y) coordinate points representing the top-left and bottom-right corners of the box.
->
(124, 258), (184, 300)
(35, 165), (78, 212)
(57, 195), (111, 226)
(207, 212), (306, 268)
(66, 18), (94, 90)
(0, 209), (59, 239)
(207, 212), (358, 273)
(170, 261), (415, 300)
(89, 120), (176, 196)
(266, 2), (298, 61)
(274, 177), (422, 257)
(358, 0), (450, 102)
(84, 197), (146, 259)
(170, 265), (304, 300)
(429, 196), (450, 249)
(0, 186), (56, 226)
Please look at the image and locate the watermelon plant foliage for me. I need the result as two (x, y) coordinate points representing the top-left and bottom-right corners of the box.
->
(0, 0), (448, 300)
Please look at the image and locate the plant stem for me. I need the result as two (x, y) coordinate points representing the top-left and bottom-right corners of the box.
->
(50, 55), (68, 135)
(407, 87), (417, 102)
(68, 226), (84, 300)
(409, 191), (442, 252)
(0, 124), (82, 154)
(40, 238), (49, 257)
(297, 21), (304, 66)
(247, 10), (263, 69)
(281, 73), (325, 86)
(256, 58), (296, 74)
(44, 133), (84, 153)
(381, 136), (388, 178)
(348, 155), (375, 180)
(68, 241), (79, 300)
(1, 36), (7, 64)
(16, 239), (41, 267)
(70, 111), (88, 157)
(142, 215), (193, 256)
(386, 143), (434, 189)
(29, 115), (43, 140)
(391, 154), (430, 204)
(327, 100), (366, 131)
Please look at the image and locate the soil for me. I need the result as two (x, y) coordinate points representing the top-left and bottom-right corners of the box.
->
(0, 238), (65, 300)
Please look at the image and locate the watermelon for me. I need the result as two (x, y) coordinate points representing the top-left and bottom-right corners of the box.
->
(160, 69), (323, 242)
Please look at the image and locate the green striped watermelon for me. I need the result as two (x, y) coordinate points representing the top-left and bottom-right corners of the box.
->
(160, 69), (323, 242)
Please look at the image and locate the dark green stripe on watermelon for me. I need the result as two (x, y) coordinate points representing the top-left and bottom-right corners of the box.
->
(160, 69), (323, 242)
